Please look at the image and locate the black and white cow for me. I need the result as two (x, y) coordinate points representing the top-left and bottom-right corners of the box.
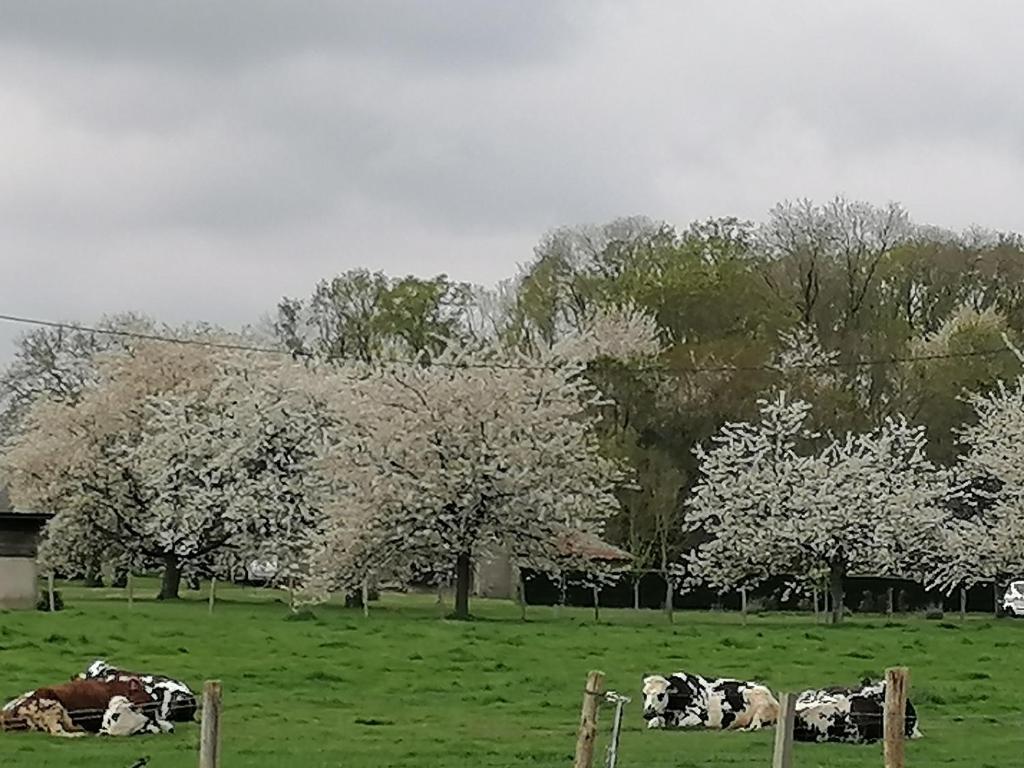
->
(100, 695), (170, 737)
(78, 660), (197, 726)
(793, 679), (921, 744)
(642, 673), (779, 731)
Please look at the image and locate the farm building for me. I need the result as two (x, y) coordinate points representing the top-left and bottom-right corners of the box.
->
(0, 487), (52, 609)
(475, 530), (632, 600)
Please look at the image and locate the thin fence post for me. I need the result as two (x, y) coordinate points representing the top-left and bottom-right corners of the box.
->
(361, 578), (369, 618)
(198, 680), (222, 768)
(208, 577), (217, 614)
(887, 586), (895, 616)
(604, 691), (630, 768)
(959, 586), (967, 621)
(47, 573), (55, 613)
(884, 667), (909, 768)
(573, 671), (605, 768)
(772, 692), (796, 768)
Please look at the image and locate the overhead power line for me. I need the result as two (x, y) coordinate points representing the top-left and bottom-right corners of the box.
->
(0, 311), (1017, 375)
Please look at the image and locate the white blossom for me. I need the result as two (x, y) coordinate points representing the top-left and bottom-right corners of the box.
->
(302, 341), (627, 615)
(683, 392), (950, 621)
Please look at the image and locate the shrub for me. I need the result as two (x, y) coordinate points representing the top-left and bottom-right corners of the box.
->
(36, 589), (64, 612)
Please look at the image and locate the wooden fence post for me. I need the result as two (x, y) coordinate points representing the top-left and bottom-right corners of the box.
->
(208, 577), (217, 615)
(573, 670), (605, 768)
(772, 692), (796, 768)
(198, 680), (223, 768)
(884, 667), (909, 768)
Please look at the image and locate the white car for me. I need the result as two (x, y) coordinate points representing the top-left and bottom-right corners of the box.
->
(1001, 581), (1024, 617)
(246, 557), (279, 583)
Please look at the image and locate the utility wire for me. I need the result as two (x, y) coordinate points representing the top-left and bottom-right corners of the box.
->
(0, 312), (1017, 374)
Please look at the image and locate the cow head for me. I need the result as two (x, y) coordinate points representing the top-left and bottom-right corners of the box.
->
(641, 675), (675, 721)
(78, 659), (112, 680)
(100, 696), (150, 737)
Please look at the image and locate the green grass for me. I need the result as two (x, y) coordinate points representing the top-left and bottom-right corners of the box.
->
(1, 581), (1021, 767)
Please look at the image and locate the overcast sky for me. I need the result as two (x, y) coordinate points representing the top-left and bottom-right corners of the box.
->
(2, 1), (1023, 358)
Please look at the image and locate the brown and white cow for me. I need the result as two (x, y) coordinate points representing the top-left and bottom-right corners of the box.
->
(78, 659), (197, 724)
(1, 678), (167, 737)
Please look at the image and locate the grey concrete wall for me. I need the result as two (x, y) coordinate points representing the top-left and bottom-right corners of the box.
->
(0, 557), (38, 609)
(475, 545), (514, 599)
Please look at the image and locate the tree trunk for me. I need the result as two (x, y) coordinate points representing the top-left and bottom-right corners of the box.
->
(812, 585), (819, 622)
(959, 586), (967, 621)
(554, 573), (565, 619)
(592, 585), (600, 623)
(84, 563), (103, 588)
(514, 567), (527, 622)
(886, 586), (895, 616)
(157, 556), (182, 600)
(452, 552), (472, 620)
(665, 576), (674, 624)
(994, 581), (1001, 619)
(740, 587), (748, 625)
(829, 563), (844, 625)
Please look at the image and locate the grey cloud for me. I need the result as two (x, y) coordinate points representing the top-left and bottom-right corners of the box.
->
(0, 0), (579, 71)
(3, 0), (1024, 362)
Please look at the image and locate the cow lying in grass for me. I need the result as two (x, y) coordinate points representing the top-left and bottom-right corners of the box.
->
(793, 679), (922, 744)
(1, 678), (170, 737)
(641, 673), (780, 731)
(78, 659), (197, 724)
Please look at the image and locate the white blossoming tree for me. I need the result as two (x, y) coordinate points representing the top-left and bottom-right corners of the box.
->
(684, 393), (950, 623)
(1, 341), (334, 600)
(305, 343), (629, 619)
(927, 357), (1024, 604)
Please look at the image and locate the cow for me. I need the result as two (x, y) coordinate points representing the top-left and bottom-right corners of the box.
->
(793, 679), (922, 744)
(1, 678), (167, 737)
(100, 695), (168, 737)
(78, 659), (197, 724)
(642, 673), (780, 731)
(1, 696), (84, 738)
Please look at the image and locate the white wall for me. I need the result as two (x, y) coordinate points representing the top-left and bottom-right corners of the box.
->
(0, 557), (38, 609)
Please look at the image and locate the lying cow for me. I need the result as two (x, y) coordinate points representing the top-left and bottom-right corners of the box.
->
(793, 679), (921, 744)
(642, 673), (779, 731)
(79, 659), (197, 724)
(101, 695), (168, 737)
(1, 678), (168, 737)
(1, 696), (83, 738)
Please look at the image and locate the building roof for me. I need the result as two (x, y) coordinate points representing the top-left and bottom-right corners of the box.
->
(555, 530), (633, 563)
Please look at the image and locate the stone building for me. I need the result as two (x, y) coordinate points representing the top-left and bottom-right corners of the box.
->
(0, 488), (52, 609)
(475, 530), (632, 600)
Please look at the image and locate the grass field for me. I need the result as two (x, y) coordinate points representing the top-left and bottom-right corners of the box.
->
(1, 581), (1021, 768)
